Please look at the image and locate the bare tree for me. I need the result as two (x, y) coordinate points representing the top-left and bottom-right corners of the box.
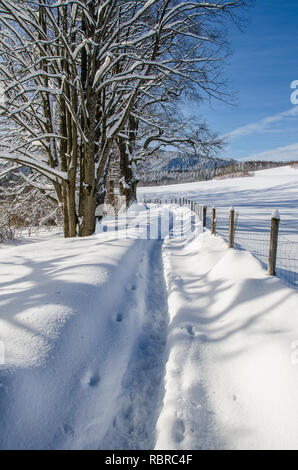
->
(0, 0), (250, 237)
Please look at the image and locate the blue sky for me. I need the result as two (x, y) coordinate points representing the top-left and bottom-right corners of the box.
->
(187, 0), (298, 162)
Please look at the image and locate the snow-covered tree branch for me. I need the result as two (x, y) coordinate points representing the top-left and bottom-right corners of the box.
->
(0, 0), (251, 237)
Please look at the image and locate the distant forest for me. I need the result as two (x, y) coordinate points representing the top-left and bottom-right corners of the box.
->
(138, 160), (294, 186)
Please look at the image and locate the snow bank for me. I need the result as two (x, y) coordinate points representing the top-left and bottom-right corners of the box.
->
(156, 232), (298, 450)
(0, 234), (149, 449)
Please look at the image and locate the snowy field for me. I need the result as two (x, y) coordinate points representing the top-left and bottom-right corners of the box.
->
(139, 166), (298, 289)
(138, 166), (298, 229)
(0, 167), (298, 449)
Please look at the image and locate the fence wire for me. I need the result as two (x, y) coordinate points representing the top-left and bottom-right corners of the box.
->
(207, 207), (298, 291)
(139, 197), (298, 291)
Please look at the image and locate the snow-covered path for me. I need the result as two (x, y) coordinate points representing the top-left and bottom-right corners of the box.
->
(0, 201), (298, 449)
(100, 240), (169, 450)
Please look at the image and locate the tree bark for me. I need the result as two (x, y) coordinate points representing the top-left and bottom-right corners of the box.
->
(118, 115), (138, 208)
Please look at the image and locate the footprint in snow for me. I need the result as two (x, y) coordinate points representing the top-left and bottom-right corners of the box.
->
(172, 419), (185, 443)
(186, 325), (195, 336)
(62, 423), (74, 436)
(88, 375), (101, 387)
(115, 313), (123, 322)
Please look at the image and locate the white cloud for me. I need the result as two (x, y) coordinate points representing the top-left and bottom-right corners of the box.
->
(222, 106), (298, 140)
(242, 142), (298, 162)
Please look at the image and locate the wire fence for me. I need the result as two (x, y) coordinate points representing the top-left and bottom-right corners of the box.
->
(139, 197), (298, 291)
(206, 206), (298, 291)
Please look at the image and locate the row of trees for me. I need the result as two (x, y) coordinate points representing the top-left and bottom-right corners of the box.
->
(0, 0), (250, 237)
(138, 160), (290, 186)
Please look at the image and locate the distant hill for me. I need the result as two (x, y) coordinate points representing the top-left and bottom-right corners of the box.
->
(137, 150), (233, 185)
(137, 151), (291, 186)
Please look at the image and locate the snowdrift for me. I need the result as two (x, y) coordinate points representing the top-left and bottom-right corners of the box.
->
(0, 193), (298, 450)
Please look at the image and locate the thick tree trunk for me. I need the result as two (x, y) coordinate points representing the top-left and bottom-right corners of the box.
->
(118, 137), (137, 208)
(79, 193), (96, 236)
(66, 183), (77, 237)
(79, 144), (97, 236)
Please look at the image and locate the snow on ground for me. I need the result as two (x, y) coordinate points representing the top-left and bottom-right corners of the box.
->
(156, 232), (298, 450)
(0, 170), (298, 449)
(138, 166), (298, 289)
(0, 229), (162, 449)
(138, 165), (298, 231)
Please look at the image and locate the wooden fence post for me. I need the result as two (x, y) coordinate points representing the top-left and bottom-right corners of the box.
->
(268, 210), (280, 276)
(211, 206), (216, 235)
(228, 206), (235, 248)
(203, 206), (207, 228)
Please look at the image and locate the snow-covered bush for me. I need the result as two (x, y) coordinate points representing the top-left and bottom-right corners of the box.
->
(0, 168), (62, 241)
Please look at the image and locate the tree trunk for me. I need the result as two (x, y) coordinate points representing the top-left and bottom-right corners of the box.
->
(66, 181), (77, 237)
(79, 192), (96, 236)
(79, 143), (97, 237)
(118, 137), (137, 208)
(61, 184), (70, 238)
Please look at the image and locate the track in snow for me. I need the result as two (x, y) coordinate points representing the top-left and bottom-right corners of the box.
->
(99, 240), (169, 450)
